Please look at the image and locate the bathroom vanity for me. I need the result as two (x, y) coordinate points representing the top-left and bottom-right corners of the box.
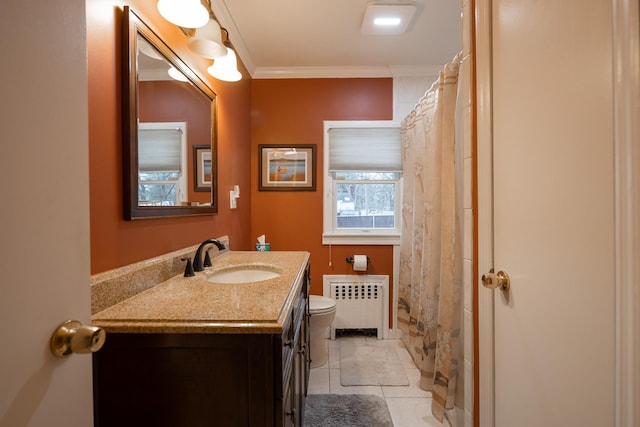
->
(92, 251), (310, 427)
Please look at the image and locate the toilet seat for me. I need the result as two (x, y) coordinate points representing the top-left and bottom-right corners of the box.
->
(309, 295), (336, 315)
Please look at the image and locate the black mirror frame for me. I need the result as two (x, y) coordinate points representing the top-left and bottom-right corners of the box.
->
(122, 6), (218, 220)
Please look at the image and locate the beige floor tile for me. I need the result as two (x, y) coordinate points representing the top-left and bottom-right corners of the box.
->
(328, 345), (340, 369)
(386, 397), (443, 427)
(382, 367), (432, 398)
(336, 334), (368, 344)
(364, 336), (396, 345)
(395, 345), (419, 370)
(308, 367), (330, 394)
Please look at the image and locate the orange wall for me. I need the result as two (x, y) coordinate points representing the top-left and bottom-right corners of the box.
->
(250, 79), (395, 310)
(87, 1), (252, 274)
(87, 2), (398, 323)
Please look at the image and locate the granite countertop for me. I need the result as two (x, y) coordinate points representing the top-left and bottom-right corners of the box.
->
(92, 251), (310, 334)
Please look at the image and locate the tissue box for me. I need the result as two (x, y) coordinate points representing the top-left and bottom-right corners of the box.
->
(255, 243), (271, 251)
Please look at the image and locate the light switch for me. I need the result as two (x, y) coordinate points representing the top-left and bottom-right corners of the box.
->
(229, 185), (240, 209)
(230, 190), (237, 209)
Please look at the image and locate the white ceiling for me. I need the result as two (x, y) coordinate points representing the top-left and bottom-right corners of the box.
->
(209, 0), (462, 79)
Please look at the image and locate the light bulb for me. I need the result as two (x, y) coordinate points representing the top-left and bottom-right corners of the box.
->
(207, 47), (242, 82)
(168, 67), (188, 82)
(187, 19), (227, 59)
(157, 0), (209, 29)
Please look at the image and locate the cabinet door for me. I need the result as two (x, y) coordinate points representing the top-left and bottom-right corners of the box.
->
(293, 267), (310, 426)
(93, 333), (274, 427)
(283, 372), (296, 427)
(293, 306), (307, 425)
(303, 267), (311, 395)
(278, 261), (310, 427)
(277, 312), (295, 426)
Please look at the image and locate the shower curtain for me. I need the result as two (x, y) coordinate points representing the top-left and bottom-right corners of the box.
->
(397, 56), (462, 422)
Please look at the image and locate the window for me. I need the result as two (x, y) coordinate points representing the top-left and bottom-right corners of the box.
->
(323, 121), (402, 245)
(138, 122), (187, 206)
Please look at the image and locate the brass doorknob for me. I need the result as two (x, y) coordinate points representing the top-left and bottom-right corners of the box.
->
(481, 269), (510, 291)
(50, 320), (106, 358)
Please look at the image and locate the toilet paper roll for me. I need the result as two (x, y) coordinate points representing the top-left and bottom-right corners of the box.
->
(352, 255), (368, 272)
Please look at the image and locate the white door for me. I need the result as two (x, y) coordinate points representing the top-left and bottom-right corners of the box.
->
(0, 1), (94, 426)
(484, 0), (615, 425)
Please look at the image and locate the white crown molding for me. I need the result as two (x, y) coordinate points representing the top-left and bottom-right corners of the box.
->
(208, 0), (256, 76)
(253, 64), (445, 79)
(253, 66), (391, 79)
(388, 64), (443, 77)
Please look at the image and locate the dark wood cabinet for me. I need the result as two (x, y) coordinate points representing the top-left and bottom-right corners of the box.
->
(277, 268), (310, 426)
(93, 265), (310, 427)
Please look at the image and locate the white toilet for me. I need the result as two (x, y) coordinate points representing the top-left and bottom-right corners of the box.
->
(308, 295), (337, 368)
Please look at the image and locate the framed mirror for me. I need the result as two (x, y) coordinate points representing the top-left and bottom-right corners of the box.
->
(122, 6), (217, 220)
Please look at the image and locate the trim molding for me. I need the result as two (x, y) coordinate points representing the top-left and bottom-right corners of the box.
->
(612, 1), (640, 426)
(253, 65), (446, 79)
(475, 0), (495, 426)
(208, 0), (256, 75)
(322, 234), (401, 246)
(392, 244), (400, 339)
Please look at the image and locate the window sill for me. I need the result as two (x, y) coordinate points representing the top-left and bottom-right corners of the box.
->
(322, 233), (401, 245)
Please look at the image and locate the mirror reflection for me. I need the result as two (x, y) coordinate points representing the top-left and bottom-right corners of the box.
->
(123, 7), (217, 219)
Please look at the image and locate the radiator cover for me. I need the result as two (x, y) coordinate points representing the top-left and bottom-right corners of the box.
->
(323, 275), (388, 340)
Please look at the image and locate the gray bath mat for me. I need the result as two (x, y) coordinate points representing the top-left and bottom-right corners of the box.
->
(340, 341), (409, 386)
(304, 394), (393, 427)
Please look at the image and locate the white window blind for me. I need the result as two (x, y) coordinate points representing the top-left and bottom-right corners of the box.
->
(138, 128), (182, 172)
(328, 127), (402, 172)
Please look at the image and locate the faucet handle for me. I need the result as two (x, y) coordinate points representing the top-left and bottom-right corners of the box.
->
(181, 257), (195, 277)
(204, 249), (213, 268)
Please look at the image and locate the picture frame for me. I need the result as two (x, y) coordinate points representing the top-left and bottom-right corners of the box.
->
(258, 144), (316, 191)
(193, 145), (212, 192)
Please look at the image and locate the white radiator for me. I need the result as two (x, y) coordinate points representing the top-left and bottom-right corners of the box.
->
(323, 275), (388, 340)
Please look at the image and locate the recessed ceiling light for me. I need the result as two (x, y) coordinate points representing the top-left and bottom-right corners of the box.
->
(361, 2), (417, 35)
(374, 17), (402, 26)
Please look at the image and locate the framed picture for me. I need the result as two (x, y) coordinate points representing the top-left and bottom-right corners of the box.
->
(259, 144), (316, 191)
(193, 145), (212, 192)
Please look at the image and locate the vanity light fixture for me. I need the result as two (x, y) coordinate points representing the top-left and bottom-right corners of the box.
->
(157, 1), (242, 82)
(360, 1), (417, 35)
(207, 45), (242, 82)
(187, 19), (228, 59)
(157, 0), (209, 29)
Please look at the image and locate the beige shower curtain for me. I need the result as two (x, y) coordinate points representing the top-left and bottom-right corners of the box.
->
(397, 56), (462, 422)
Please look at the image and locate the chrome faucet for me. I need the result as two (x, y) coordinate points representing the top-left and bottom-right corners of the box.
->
(193, 239), (226, 272)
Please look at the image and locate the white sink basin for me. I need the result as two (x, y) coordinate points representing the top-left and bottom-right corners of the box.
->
(206, 268), (281, 284)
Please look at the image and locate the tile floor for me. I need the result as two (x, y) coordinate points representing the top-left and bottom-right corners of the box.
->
(307, 335), (450, 427)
